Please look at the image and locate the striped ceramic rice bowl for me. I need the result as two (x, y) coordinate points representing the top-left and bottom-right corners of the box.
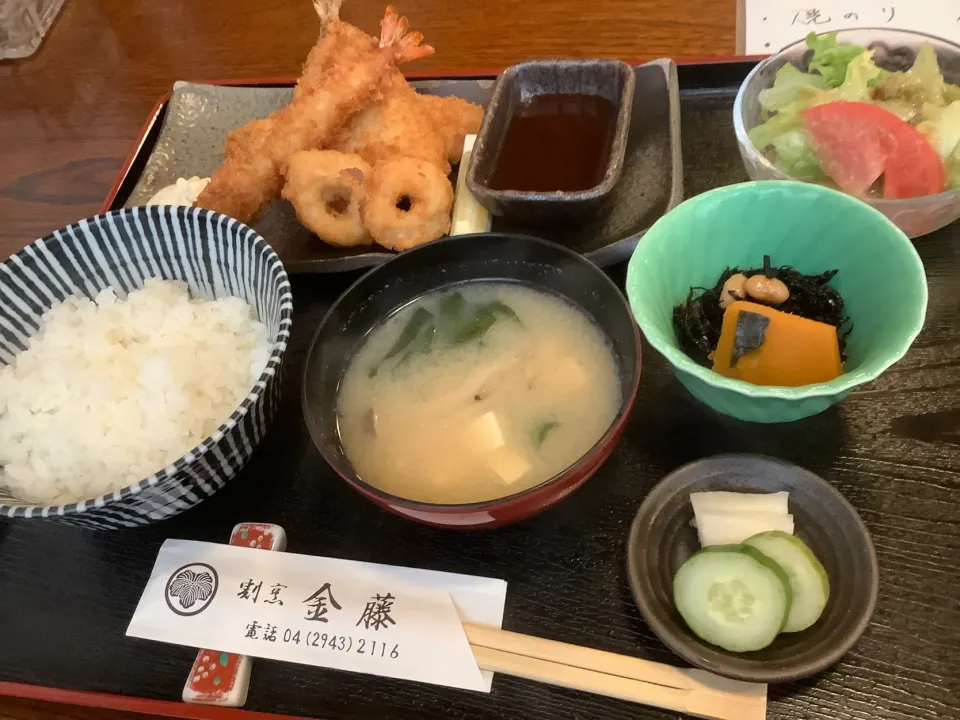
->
(0, 206), (292, 528)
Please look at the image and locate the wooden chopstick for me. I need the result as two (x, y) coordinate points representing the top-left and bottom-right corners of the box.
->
(465, 624), (767, 720)
(464, 623), (764, 695)
(472, 646), (762, 720)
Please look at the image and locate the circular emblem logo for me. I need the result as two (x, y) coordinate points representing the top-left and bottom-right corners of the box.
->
(165, 562), (219, 617)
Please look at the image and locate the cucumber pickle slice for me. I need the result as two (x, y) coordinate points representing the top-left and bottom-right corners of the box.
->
(673, 545), (793, 652)
(744, 531), (830, 633)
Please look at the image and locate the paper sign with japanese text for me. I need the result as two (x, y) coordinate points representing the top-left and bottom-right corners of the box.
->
(742, 0), (959, 55)
(127, 540), (498, 692)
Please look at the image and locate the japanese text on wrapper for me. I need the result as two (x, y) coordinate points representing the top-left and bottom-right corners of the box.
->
(240, 581), (402, 659)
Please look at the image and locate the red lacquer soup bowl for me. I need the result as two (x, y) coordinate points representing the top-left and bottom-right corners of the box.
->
(301, 233), (641, 529)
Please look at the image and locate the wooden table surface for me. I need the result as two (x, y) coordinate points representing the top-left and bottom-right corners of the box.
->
(0, 1), (735, 719)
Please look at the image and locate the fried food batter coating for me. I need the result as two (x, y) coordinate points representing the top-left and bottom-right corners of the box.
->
(360, 156), (454, 251)
(417, 93), (485, 165)
(195, 7), (433, 222)
(282, 150), (374, 246)
(332, 71), (483, 173)
(332, 73), (450, 172)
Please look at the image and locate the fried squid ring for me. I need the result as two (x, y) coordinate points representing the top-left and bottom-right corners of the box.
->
(282, 150), (374, 247)
(361, 157), (453, 251)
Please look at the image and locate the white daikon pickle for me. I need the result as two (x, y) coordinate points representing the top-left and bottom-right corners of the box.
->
(696, 511), (795, 547)
(690, 490), (789, 517)
(450, 135), (491, 236)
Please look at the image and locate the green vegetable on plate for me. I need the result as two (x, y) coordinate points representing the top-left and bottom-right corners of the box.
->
(452, 306), (500, 345)
(370, 306), (435, 377)
(673, 531), (830, 651)
(673, 545), (793, 653)
(805, 32), (867, 89)
(749, 32), (960, 196)
(533, 420), (560, 447)
(372, 292), (521, 374)
(743, 531), (830, 634)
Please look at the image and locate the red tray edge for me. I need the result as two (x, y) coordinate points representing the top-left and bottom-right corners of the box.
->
(101, 94), (172, 216)
(0, 681), (308, 720)
(97, 54), (766, 215)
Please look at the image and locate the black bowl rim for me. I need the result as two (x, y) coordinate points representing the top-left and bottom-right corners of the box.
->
(301, 231), (642, 512)
(626, 453), (880, 683)
(0, 206), (293, 520)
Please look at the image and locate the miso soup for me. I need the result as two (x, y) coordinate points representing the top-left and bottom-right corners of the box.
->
(336, 282), (621, 504)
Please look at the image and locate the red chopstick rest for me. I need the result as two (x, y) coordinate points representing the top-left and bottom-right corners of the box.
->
(181, 523), (287, 707)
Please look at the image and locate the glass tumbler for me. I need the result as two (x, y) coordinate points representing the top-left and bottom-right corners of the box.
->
(0, 0), (65, 59)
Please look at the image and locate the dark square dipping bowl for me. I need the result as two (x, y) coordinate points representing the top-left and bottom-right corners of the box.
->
(302, 233), (641, 529)
(467, 59), (635, 223)
(627, 455), (879, 683)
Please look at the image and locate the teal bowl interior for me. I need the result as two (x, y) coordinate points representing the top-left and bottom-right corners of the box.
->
(627, 181), (928, 423)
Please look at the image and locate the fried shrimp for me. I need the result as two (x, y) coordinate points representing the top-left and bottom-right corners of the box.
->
(295, 15), (376, 99)
(333, 72), (452, 172)
(197, 3), (482, 253)
(361, 157), (454, 251)
(333, 72), (484, 172)
(282, 150), (373, 247)
(194, 118), (281, 223)
(194, 7), (433, 222)
(418, 93), (486, 164)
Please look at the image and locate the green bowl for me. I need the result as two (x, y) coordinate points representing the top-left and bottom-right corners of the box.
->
(626, 182), (928, 423)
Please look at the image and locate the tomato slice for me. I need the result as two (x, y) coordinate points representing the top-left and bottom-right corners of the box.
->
(802, 101), (945, 200)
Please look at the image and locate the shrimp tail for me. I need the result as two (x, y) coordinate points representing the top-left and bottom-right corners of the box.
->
(379, 7), (408, 47)
(380, 6), (434, 63)
(312, 0), (344, 27)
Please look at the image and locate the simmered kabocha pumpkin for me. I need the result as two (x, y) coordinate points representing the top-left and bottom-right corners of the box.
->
(712, 301), (842, 386)
(673, 255), (849, 386)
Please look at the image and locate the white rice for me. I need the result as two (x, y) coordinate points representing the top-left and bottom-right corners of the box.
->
(0, 278), (271, 505)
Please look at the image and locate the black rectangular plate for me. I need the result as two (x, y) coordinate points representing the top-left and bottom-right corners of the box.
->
(110, 62), (683, 273)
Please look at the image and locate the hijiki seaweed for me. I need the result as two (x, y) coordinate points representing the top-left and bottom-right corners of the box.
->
(673, 256), (850, 366)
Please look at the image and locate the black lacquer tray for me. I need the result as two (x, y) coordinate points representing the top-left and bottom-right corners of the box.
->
(1, 60), (958, 720)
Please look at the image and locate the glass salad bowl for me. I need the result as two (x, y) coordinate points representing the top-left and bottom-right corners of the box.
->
(733, 28), (960, 239)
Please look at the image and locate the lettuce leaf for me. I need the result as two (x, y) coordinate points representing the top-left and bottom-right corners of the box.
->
(875, 99), (921, 123)
(945, 157), (960, 190)
(908, 43), (945, 106)
(875, 43), (945, 109)
(748, 109), (804, 151)
(835, 51), (884, 100)
(801, 51), (884, 105)
(770, 130), (825, 181)
(759, 63), (824, 112)
(916, 101), (960, 159)
(806, 32), (866, 88)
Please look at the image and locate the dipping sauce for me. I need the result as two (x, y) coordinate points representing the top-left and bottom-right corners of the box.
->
(489, 94), (617, 193)
(337, 282), (621, 505)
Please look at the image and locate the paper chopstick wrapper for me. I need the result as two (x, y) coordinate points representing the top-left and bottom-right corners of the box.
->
(129, 540), (505, 692)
